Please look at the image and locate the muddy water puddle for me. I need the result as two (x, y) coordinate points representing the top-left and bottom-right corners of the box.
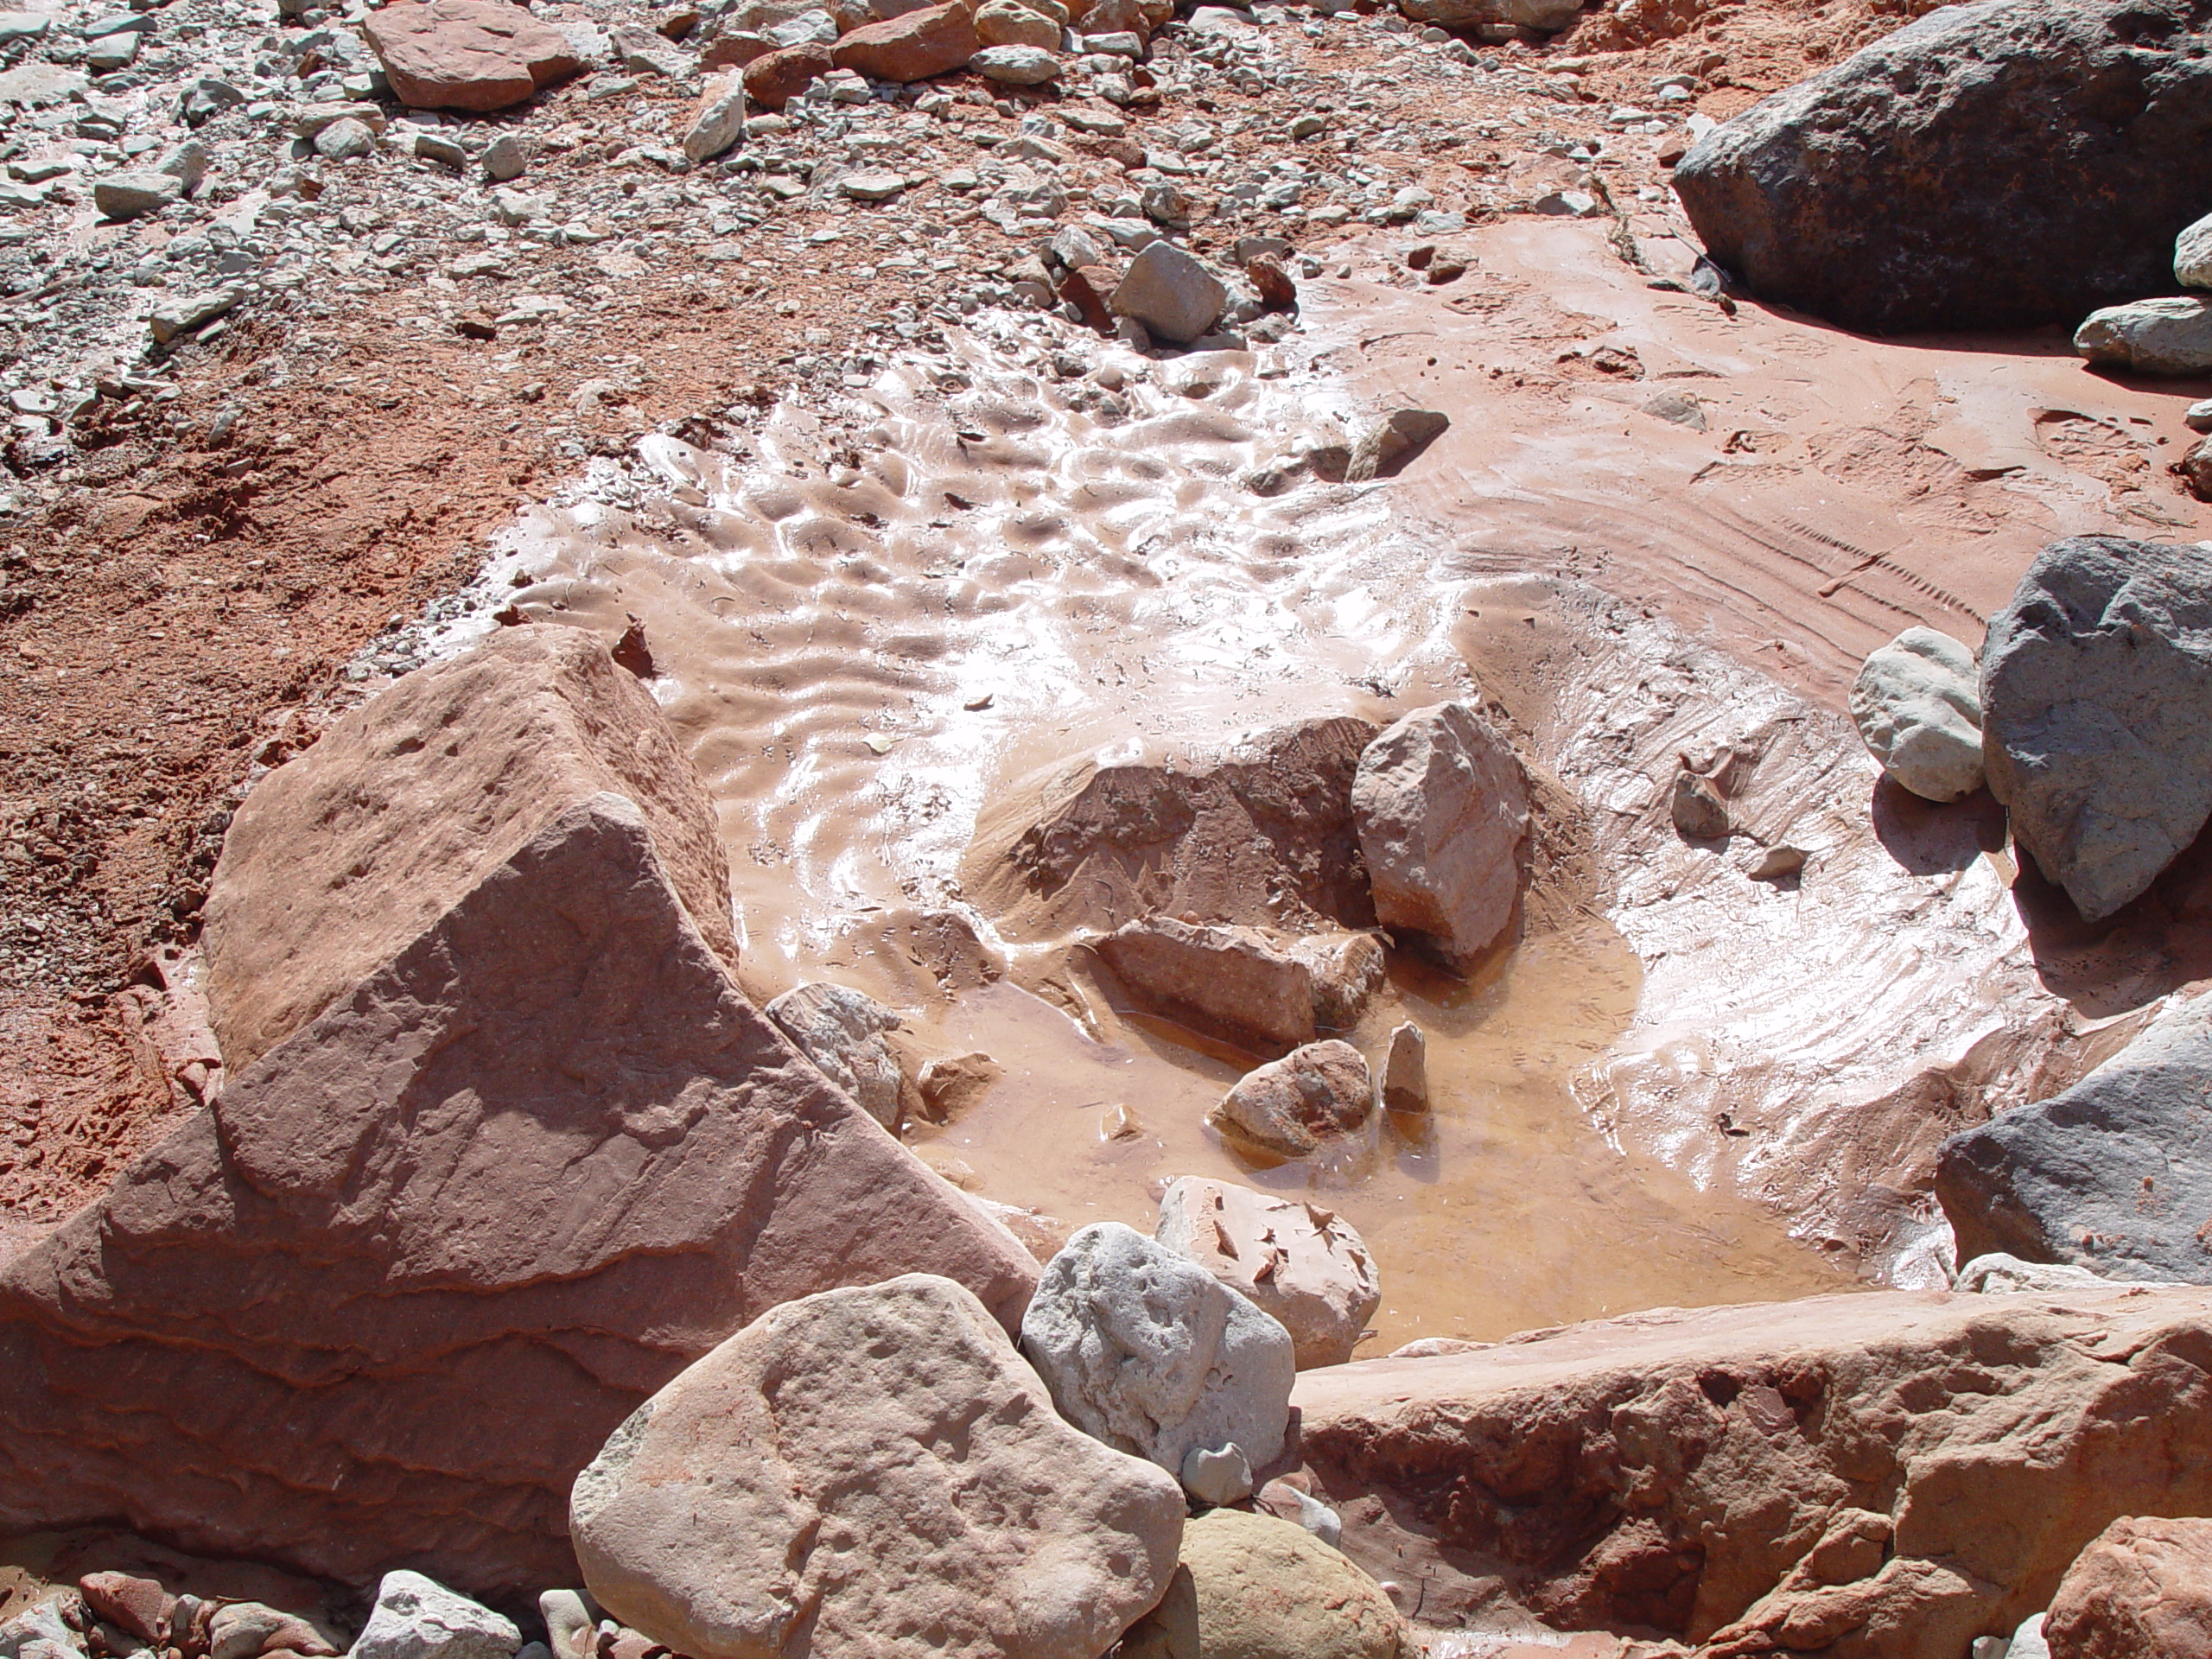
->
(907, 925), (1852, 1351)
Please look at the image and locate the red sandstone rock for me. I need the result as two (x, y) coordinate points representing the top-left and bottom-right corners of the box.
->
(830, 3), (978, 81)
(362, 0), (581, 112)
(2045, 1516), (2212, 1659)
(0, 629), (1039, 1604)
(79, 1573), (175, 1646)
(741, 41), (831, 110)
(202, 626), (739, 1076)
(1295, 1287), (2212, 1655)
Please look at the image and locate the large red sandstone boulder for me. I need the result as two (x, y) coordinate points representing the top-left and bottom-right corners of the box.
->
(363, 0), (582, 111)
(1294, 1287), (2212, 1656)
(202, 626), (739, 1076)
(830, 3), (978, 82)
(2045, 1516), (2212, 1659)
(0, 626), (1038, 1603)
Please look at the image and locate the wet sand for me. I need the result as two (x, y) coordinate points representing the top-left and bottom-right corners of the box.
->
(399, 216), (2212, 1338)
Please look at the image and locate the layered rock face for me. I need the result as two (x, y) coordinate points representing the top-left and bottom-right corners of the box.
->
(1937, 991), (2212, 1281)
(0, 628), (1038, 1603)
(1296, 1287), (2212, 1655)
(1980, 536), (2212, 922)
(570, 1274), (1184, 1659)
(1674, 0), (2212, 333)
(971, 715), (1380, 938)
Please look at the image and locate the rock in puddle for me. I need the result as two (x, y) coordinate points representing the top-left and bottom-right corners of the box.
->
(1849, 626), (1985, 802)
(1980, 534), (2212, 920)
(1092, 917), (1382, 1056)
(1669, 761), (1730, 840)
(1021, 1221), (1294, 1480)
(1210, 1039), (1375, 1160)
(571, 1272), (1183, 1659)
(1155, 1175), (1380, 1369)
(1352, 702), (1527, 972)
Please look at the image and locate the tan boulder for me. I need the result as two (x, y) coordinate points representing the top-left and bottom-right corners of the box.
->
(2044, 1516), (2212, 1659)
(1295, 1287), (2212, 1654)
(0, 630), (1038, 1603)
(1155, 1177), (1379, 1369)
(570, 1273), (1184, 1659)
(1092, 918), (1382, 1056)
(830, 1), (977, 80)
(362, 0), (582, 111)
(202, 625), (737, 1075)
(1116, 1510), (1407, 1659)
(974, 0), (1058, 47)
(1351, 702), (1527, 973)
(967, 715), (1378, 941)
(1210, 1039), (1373, 1160)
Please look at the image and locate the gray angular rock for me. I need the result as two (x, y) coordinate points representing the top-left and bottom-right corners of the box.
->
(681, 78), (746, 163)
(572, 1273), (1183, 1659)
(2178, 212), (2212, 289)
(1109, 241), (1227, 345)
(93, 171), (181, 220)
(1849, 626), (1986, 802)
(1179, 1443), (1252, 1506)
(1021, 1222), (1294, 1478)
(352, 1573), (518, 1659)
(1344, 410), (1448, 482)
(148, 287), (243, 344)
(2075, 297), (2212, 376)
(314, 117), (377, 160)
(763, 982), (908, 1129)
(1937, 992), (2212, 1282)
(1208, 1039), (1373, 1161)
(969, 43), (1058, 82)
(1673, 0), (2212, 334)
(1980, 535), (2212, 920)
(1351, 702), (1527, 970)
(1956, 1253), (2133, 1294)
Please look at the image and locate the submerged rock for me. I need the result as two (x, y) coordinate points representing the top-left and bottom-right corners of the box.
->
(1297, 1287), (2212, 1650)
(1980, 535), (2212, 921)
(1849, 626), (1985, 802)
(1936, 992), (2212, 1282)
(1155, 1176), (1380, 1369)
(1093, 918), (1382, 1056)
(2044, 1516), (2212, 1659)
(1673, 0), (2212, 333)
(1210, 1039), (1375, 1160)
(1352, 702), (1527, 971)
(1021, 1222), (1295, 1478)
(571, 1273), (1183, 1659)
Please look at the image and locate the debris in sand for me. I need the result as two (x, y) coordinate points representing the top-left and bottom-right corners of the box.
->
(1669, 761), (1729, 841)
(1380, 1020), (1427, 1116)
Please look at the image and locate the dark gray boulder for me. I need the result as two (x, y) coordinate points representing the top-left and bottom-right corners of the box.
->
(1673, 0), (2212, 334)
(1936, 994), (2212, 1282)
(1981, 536), (2212, 922)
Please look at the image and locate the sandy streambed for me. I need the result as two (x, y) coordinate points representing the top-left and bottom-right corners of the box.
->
(400, 217), (2211, 1343)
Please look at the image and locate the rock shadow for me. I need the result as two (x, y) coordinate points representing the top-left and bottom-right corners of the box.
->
(2012, 815), (2212, 1017)
(1868, 774), (2006, 876)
